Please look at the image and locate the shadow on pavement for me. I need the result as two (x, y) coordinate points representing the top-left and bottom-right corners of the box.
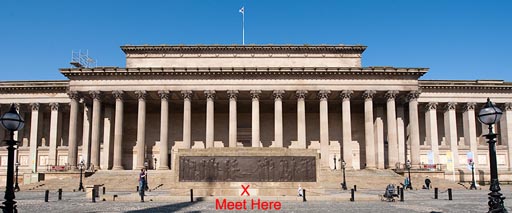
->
(126, 200), (203, 213)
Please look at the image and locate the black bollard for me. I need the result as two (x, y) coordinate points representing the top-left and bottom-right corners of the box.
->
(448, 188), (452, 200)
(136, 186), (139, 192)
(58, 188), (62, 200)
(45, 190), (49, 202)
(434, 188), (438, 199)
(190, 189), (194, 203)
(354, 185), (357, 192)
(350, 189), (354, 202)
(397, 186), (400, 196)
(103, 186), (106, 195)
(400, 187), (404, 202)
(92, 188), (96, 203)
(302, 189), (307, 202)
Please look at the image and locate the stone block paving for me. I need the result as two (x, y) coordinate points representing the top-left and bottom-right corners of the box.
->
(14, 186), (512, 212)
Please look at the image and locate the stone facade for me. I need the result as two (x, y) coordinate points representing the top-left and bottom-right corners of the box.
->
(1, 45), (512, 180)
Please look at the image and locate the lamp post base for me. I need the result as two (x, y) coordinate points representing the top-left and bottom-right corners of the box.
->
(488, 179), (507, 213)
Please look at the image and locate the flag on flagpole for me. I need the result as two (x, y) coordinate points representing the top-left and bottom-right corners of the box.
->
(239, 6), (244, 14)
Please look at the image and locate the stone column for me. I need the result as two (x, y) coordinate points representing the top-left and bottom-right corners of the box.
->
(158, 90), (170, 170)
(251, 90), (261, 147)
(397, 106), (406, 164)
(319, 90), (331, 167)
(205, 90), (216, 148)
(112, 91), (124, 170)
(48, 103), (59, 166)
(385, 91), (399, 168)
(90, 91), (102, 170)
(407, 91), (421, 165)
(181, 91), (192, 149)
(340, 90), (353, 169)
(29, 103), (40, 172)
(228, 90), (238, 148)
(504, 103), (512, 170)
(296, 90), (308, 149)
(463, 103), (477, 165)
(444, 102), (459, 168)
(67, 91), (80, 168)
(0, 105), (4, 143)
(101, 106), (113, 170)
(375, 107), (385, 169)
(82, 103), (92, 168)
(363, 90), (376, 168)
(135, 90), (147, 169)
(425, 102), (439, 164)
(273, 90), (285, 147)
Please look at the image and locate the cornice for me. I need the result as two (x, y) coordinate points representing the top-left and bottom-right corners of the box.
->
(121, 45), (367, 55)
(60, 67), (428, 79)
(419, 80), (512, 91)
(0, 80), (69, 93)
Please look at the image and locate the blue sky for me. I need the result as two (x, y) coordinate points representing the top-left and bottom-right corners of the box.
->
(0, 0), (511, 81)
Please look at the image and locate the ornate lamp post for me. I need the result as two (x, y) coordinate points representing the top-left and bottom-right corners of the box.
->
(14, 162), (20, 192)
(469, 159), (477, 190)
(78, 160), (85, 192)
(406, 159), (413, 190)
(0, 104), (25, 213)
(341, 160), (347, 190)
(477, 98), (507, 212)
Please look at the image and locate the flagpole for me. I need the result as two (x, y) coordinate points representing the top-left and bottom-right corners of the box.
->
(242, 8), (245, 45)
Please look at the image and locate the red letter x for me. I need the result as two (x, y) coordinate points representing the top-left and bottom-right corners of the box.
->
(241, 184), (250, 196)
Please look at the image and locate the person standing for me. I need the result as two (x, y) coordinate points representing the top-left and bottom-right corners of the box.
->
(138, 169), (146, 202)
(424, 176), (432, 189)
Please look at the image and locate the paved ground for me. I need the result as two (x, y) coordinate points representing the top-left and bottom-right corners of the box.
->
(13, 186), (512, 212)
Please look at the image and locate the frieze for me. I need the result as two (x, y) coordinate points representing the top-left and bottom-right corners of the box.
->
(179, 156), (316, 182)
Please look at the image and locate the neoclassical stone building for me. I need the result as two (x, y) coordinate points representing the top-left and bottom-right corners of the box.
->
(1, 45), (512, 179)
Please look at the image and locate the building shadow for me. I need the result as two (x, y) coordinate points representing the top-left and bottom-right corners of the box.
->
(126, 201), (203, 213)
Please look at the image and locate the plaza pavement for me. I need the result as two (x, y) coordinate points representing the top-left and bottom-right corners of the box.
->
(13, 185), (512, 212)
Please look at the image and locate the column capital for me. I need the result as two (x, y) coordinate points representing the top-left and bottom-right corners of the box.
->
(135, 90), (147, 101)
(505, 103), (512, 111)
(444, 102), (457, 111)
(318, 90), (331, 100)
(227, 90), (239, 100)
(385, 90), (399, 101)
(204, 90), (216, 100)
(49, 102), (59, 111)
(463, 102), (476, 112)
(112, 90), (124, 101)
(426, 102), (438, 110)
(406, 90), (421, 102)
(30, 103), (40, 111)
(340, 90), (353, 100)
(273, 90), (285, 100)
(89, 90), (102, 100)
(296, 90), (308, 100)
(250, 90), (261, 100)
(362, 90), (376, 100)
(67, 90), (80, 100)
(158, 90), (170, 100)
(181, 90), (193, 100)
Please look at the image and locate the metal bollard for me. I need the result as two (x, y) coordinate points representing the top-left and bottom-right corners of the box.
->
(400, 188), (404, 202)
(136, 186), (139, 192)
(434, 188), (438, 199)
(302, 189), (306, 202)
(350, 189), (354, 202)
(92, 188), (96, 203)
(190, 189), (194, 203)
(103, 187), (106, 195)
(45, 190), (49, 202)
(354, 185), (357, 192)
(58, 188), (62, 200)
(397, 186), (400, 196)
(448, 188), (452, 200)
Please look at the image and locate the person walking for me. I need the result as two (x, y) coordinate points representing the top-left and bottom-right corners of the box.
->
(138, 169), (146, 202)
(424, 176), (432, 189)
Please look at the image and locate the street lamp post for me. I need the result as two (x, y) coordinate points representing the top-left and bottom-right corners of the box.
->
(78, 160), (85, 192)
(477, 98), (507, 212)
(14, 162), (20, 192)
(406, 160), (413, 190)
(469, 160), (477, 190)
(341, 160), (347, 190)
(0, 104), (25, 213)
